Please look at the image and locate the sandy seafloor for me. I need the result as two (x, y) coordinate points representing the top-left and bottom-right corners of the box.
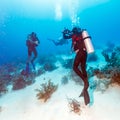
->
(0, 49), (120, 120)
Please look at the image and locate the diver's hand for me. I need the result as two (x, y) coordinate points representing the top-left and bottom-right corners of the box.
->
(34, 41), (39, 45)
(75, 49), (79, 53)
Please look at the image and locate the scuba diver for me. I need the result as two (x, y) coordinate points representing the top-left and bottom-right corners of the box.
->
(48, 28), (71, 46)
(63, 27), (90, 106)
(26, 32), (40, 74)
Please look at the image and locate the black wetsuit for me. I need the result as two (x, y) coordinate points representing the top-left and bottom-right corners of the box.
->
(64, 31), (90, 105)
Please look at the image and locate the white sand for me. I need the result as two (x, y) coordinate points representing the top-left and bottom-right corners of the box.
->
(0, 66), (120, 120)
(0, 53), (120, 120)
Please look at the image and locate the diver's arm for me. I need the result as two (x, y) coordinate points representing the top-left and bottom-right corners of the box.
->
(29, 39), (39, 46)
(34, 41), (39, 45)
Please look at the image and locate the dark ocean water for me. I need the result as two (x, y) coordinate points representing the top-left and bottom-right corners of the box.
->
(0, 0), (119, 65)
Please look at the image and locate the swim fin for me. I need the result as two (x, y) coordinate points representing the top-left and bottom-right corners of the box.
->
(31, 61), (35, 70)
(26, 62), (30, 74)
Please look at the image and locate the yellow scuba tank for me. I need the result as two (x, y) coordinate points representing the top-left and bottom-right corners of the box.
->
(82, 30), (94, 54)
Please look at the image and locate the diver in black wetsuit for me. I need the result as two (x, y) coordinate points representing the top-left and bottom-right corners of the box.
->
(63, 27), (90, 105)
(26, 32), (40, 71)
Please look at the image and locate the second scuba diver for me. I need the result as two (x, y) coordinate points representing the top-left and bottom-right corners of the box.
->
(48, 28), (71, 46)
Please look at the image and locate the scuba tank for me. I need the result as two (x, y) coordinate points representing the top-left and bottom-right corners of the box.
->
(82, 30), (94, 54)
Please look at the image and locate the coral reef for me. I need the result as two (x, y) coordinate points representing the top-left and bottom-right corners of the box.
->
(87, 46), (120, 91)
(0, 61), (37, 95)
(111, 72), (120, 85)
(67, 98), (81, 115)
(12, 76), (26, 90)
(101, 46), (120, 85)
(12, 73), (35, 90)
(0, 81), (8, 96)
(36, 80), (58, 102)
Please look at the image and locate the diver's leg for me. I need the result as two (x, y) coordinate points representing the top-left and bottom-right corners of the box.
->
(31, 48), (37, 70)
(80, 51), (90, 105)
(73, 52), (84, 80)
(73, 52), (87, 101)
(79, 53), (87, 97)
(81, 51), (87, 78)
(27, 49), (32, 63)
(73, 53), (90, 105)
(26, 49), (32, 74)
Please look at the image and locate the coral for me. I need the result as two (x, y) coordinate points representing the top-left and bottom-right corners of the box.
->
(36, 80), (58, 102)
(105, 41), (115, 53)
(36, 68), (45, 76)
(102, 46), (120, 66)
(61, 75), (69, 85)
(87, 53), (98, 62)
(87, 67), (99, 78)
(12, 76), (26, 90)
(67, 98), (81, 115)
(0, 61), (36, 95)
(43, 62), (58, 72)
(111, 72), (120, 85)
(62, 58), (73, 69)
(0, 81), (8, 96)
(12, 74), (35, 90)
(101, 51), (110, 63)
(92, 46), (120, 86)
(87, 59), (120, 93)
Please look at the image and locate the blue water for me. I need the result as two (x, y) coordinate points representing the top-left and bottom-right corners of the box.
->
(0, 0), (120, 65)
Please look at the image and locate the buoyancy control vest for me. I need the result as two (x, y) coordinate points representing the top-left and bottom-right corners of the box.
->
(72, 30), (94, 54)
(72, 33), (86, 52)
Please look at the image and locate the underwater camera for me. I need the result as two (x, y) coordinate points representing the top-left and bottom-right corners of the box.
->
(62, 28), (72, 35)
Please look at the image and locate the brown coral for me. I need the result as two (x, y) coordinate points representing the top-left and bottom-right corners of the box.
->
(111, 73), (120, 85)
(35, 80), (58, 102)
(68, 98), (81, 115)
